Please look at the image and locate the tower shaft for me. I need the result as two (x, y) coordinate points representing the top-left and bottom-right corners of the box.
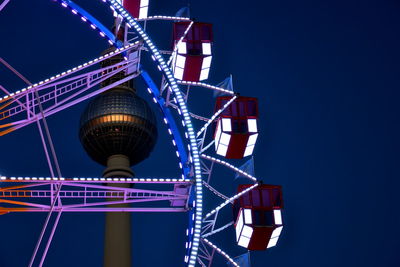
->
(103, 154), (133, 267)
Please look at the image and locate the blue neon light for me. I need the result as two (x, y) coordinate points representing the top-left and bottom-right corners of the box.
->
(140, 69), (191, 179)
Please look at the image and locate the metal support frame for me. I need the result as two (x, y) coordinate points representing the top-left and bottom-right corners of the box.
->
(0, 0), (10, 12)
(168, 101), (209, 122)
(201, 154), (257, 182)
(137, 15), (191, 22)
(0, 179), (191, 214)
(0, 57), (67, 267)
(0, 57), (139, 136)
(201, 238), (239, 267)
(177, 80), (235, 96)
(197, 239), (216, 267)
(202, 210), (219, 236)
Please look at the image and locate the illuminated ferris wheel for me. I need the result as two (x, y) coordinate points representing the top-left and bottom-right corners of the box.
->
(0, 1), (284, 266)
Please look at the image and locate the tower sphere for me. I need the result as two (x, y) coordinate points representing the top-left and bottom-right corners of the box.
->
(79, 86), (158, 167)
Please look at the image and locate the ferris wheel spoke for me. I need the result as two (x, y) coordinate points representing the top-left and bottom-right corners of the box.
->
(196, 95), (237, 138)
(141, 46), (172, 55)
(137, 15), (191, 22)
(202, 181), (229, 201)
(200, 140), (215, 154)
(190, 112), (209, 122)
(201, 221), (214, 236)
(202, 221), (234, 239)
(201, 238), (238, 267)
(197, 239), (217, 267)
(198, 241), (212, 257)
(197, 257), (207, 267)
(0, 0), (10, 12)
(0, 57), (31, 85)
(200, 238), (213, 257)
(178, 81), (235, 95)
(200, 159), (212, 175)
(38, 211), (62, 267)
(199, 155), (216, 185)
(36, 121), (57, 178)
(176, 84), (190, 103)
(167, 102), (209, 122)
(27, 125), (63, 267)
(201, 154), (257, 182)
(205, 161), (215, 184)
(28, 181), (64, 267)
(203, 183), (260, 221)
(34, 93), (63, 178)
(202, 210), (220, 236)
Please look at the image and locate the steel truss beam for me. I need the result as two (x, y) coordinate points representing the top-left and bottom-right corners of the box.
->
(197, 239), (216, 267)
(0, 62), (138, 136)
(0, 207), (185, 212)
(0, 179), (191, 214)
(1, 55), (67, 267)
(0, 43), (141, 135)
(0, 0), (10, 12)
(0, 177), (190, 184)
(137, 15), (190, 22)
(201, 238), (239, 267)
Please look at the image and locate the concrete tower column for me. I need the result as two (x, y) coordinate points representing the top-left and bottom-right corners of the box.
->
(103, 154), (133, 267)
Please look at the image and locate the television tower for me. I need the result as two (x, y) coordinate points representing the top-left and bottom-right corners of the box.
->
(79, 25), (158, 267)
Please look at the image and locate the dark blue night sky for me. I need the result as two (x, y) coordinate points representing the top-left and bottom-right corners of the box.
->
(0, 0), (399, 266)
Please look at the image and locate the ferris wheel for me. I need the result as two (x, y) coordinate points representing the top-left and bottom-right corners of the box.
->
(0, 1), (284, 267)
